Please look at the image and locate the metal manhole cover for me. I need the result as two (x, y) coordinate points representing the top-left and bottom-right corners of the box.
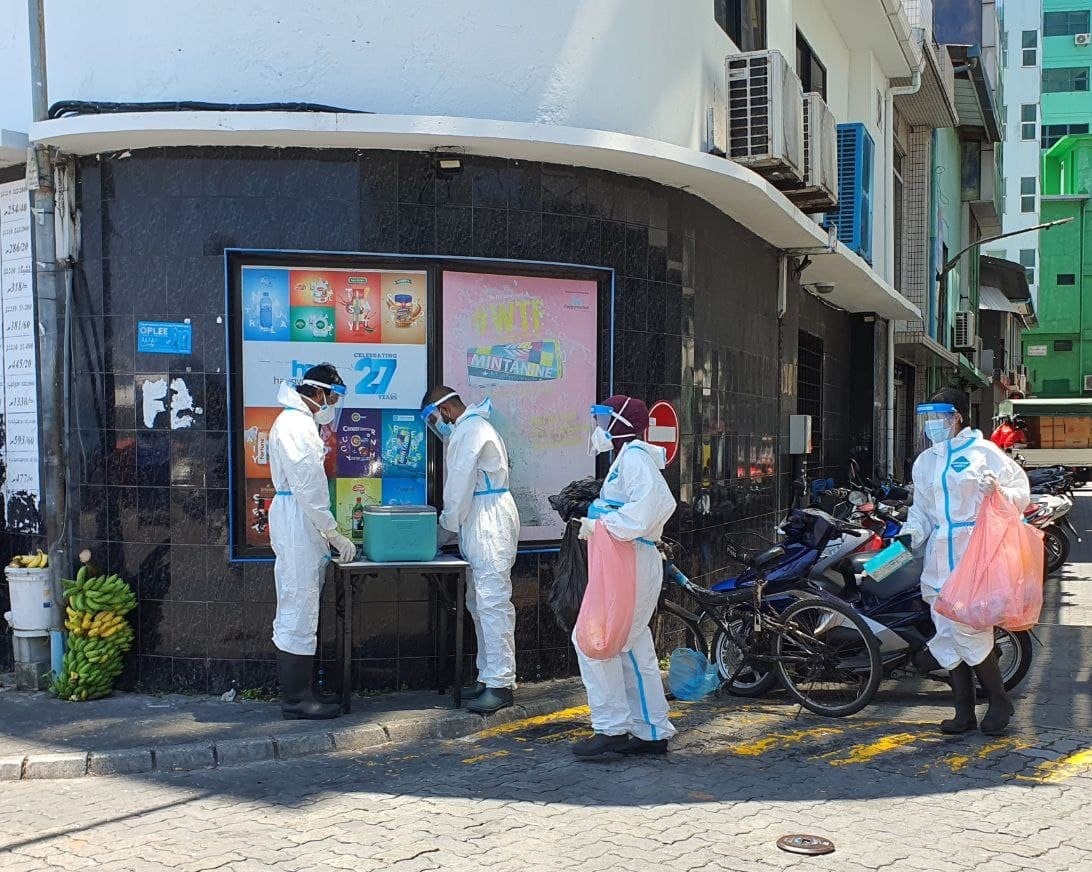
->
(777, 834), (835, 856)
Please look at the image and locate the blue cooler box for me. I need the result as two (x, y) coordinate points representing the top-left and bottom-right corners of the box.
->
(363, 505), (438, 562)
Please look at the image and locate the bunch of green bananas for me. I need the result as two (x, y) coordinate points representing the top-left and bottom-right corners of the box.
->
(63, 567), (137, 615)
(50, 635), (127, 702)
(52, 566), (137, 701)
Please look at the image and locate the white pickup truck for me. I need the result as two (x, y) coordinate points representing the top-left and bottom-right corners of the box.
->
(1004, 397), (1092, 483)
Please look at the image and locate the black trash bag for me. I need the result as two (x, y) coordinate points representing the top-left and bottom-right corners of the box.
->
(545, 477), (603, 632)
(547, 477), (603, 523)
(548, 521), (589, 633)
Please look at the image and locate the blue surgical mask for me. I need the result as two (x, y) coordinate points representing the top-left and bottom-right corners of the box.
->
(924, 420), (953, 444)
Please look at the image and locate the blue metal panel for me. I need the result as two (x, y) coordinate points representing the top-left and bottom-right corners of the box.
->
(823, 123), (875, 265)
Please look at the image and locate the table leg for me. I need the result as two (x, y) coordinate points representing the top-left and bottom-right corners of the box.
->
(341, 571), (353, 714)
(454, 569), (465, 708)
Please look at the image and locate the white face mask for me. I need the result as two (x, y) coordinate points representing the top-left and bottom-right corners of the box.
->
(587, 398), (633, 456)
(305, 393), (336, 426)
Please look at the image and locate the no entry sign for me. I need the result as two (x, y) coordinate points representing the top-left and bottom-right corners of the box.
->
(647, 401), (680, 465)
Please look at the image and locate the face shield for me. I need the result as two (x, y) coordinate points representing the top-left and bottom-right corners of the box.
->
(299, 378), (346, 428)
(915, 402), (960, 453)
(420, 391), (458, 441)
(587, 400), (632, 455)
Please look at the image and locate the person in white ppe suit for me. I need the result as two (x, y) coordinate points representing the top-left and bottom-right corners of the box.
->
(268, 364), (356, 720)
(902, 388), (1030, 736)
(572, 395), (677, 757)
(421, 386), (520, 714)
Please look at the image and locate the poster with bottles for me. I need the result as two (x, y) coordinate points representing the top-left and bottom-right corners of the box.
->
(236, 263), (428, 550)
(440, 271), (598, 543)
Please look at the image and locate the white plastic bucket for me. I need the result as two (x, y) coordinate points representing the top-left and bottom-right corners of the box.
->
(4, 567), (61, 636)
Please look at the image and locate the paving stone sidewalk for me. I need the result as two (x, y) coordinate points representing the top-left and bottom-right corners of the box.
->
(0, 676), (588, 781)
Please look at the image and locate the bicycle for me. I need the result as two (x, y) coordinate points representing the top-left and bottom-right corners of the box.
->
(655, 539), (882, 717)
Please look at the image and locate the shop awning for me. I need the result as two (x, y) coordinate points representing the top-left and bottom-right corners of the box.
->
(1012, 397), (1092, 417)
(979, 285), (1021, 314)
(30, 111), (920, 321)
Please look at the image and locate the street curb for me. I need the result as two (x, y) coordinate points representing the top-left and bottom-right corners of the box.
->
(0, 687), (589, 781)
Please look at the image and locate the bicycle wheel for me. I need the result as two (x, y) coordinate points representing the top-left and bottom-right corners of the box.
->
(773, 597), (881, 717)
(710, 611), (779, 697)
(653, 598), (710, 659)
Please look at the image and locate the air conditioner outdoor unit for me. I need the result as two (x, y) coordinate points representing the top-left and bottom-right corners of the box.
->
(954, 311), (977, 350)
(726, 50), (805, 185)
(1075, 33), (1091, 46)
(778, 92), (838, 212)
(1083, 374), (1092, 392)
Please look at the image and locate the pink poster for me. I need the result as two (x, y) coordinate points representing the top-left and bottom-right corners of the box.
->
(441, 271), (599, 542)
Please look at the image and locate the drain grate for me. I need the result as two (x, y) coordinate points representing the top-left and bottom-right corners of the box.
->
(776, 834), (835, 856)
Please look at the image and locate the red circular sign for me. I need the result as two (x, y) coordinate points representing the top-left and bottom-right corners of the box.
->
(647, 401), (680, 465)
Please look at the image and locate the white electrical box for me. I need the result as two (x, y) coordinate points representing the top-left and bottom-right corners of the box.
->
(789, 415), (812, 455)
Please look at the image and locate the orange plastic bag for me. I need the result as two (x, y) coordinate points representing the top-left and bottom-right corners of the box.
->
(934, 490), (1045, 631)
(574, 522), (637, 660)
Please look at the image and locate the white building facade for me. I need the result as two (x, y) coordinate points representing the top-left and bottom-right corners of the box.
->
(995, 0), (1044, 306)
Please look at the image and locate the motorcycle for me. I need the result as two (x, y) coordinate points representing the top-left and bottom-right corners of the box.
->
(810, 552), (1033, 694)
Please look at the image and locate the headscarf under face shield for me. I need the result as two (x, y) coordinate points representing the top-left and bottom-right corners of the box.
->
(916, 402), (961, 453)
(420, 391), (458, 441)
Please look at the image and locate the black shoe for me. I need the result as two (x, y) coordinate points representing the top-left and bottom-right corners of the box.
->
(617, 736), (669, 756)
(571, 733), (631, 758)
(461, 681), (487, 702)
(940, 662), (978, 734)
(974, 651), (1015, 736)
(277, 651), (341, 721)
(466, 687), (513, 714)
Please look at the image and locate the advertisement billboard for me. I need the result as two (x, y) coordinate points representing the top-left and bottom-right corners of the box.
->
(233, 260), (429, 554)
(440, 270), (599, 543)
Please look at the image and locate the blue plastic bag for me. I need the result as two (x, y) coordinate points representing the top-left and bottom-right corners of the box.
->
(668, 648), (721, 701)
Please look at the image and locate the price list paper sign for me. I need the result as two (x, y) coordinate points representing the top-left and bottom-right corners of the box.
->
(0, 178), (42, 533)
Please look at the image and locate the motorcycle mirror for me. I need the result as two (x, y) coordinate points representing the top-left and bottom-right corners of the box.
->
(849, 490), (867, 506)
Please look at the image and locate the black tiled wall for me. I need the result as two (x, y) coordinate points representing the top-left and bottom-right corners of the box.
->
(68, 147), (861, 693)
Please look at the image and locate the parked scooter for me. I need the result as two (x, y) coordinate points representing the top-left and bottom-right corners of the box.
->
(811, 553), (1033, 693)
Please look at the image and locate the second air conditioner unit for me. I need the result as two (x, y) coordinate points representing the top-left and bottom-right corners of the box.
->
(778, 92), (838, 213)
(954, 311), (977, 350)
(726, 49), (805, 185)
(1075, 33), (1091, 46)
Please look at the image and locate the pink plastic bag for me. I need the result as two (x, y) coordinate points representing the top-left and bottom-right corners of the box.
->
(574, 522), (637, 660)
(934, 490), (1045, 631)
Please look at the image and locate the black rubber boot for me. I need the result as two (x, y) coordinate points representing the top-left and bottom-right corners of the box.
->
(466, 687), (513, 714)
(278, 652), (341, 720)
(974, 651), (1015, 736)
(311, 659), (340, 705)
(461, 681), (487, 702)
(617, 736), (669, 756)
(571, 733), (631, 758)
(940, 662), (978, 734)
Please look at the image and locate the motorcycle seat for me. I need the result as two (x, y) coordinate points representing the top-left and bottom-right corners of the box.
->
(750, 545), (787, 572)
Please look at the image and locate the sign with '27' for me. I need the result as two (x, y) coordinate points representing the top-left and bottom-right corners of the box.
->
(240, 341), (427, 409)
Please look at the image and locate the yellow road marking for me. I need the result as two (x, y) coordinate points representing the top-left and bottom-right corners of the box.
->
(726, 726), (844, 757)
(1017, 748), (1092, 784)
(461, 750), (511, 765)
(474, 705), (590, 739)
(826, 732), (922, 766)
(935, 737), (1032, 774)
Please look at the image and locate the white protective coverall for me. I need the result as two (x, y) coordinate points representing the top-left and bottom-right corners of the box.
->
(268, 382), (339, 655)
(903, 428), (1030, 669)
(440, 400), (521, 689)
(575, 440), (678, 741)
